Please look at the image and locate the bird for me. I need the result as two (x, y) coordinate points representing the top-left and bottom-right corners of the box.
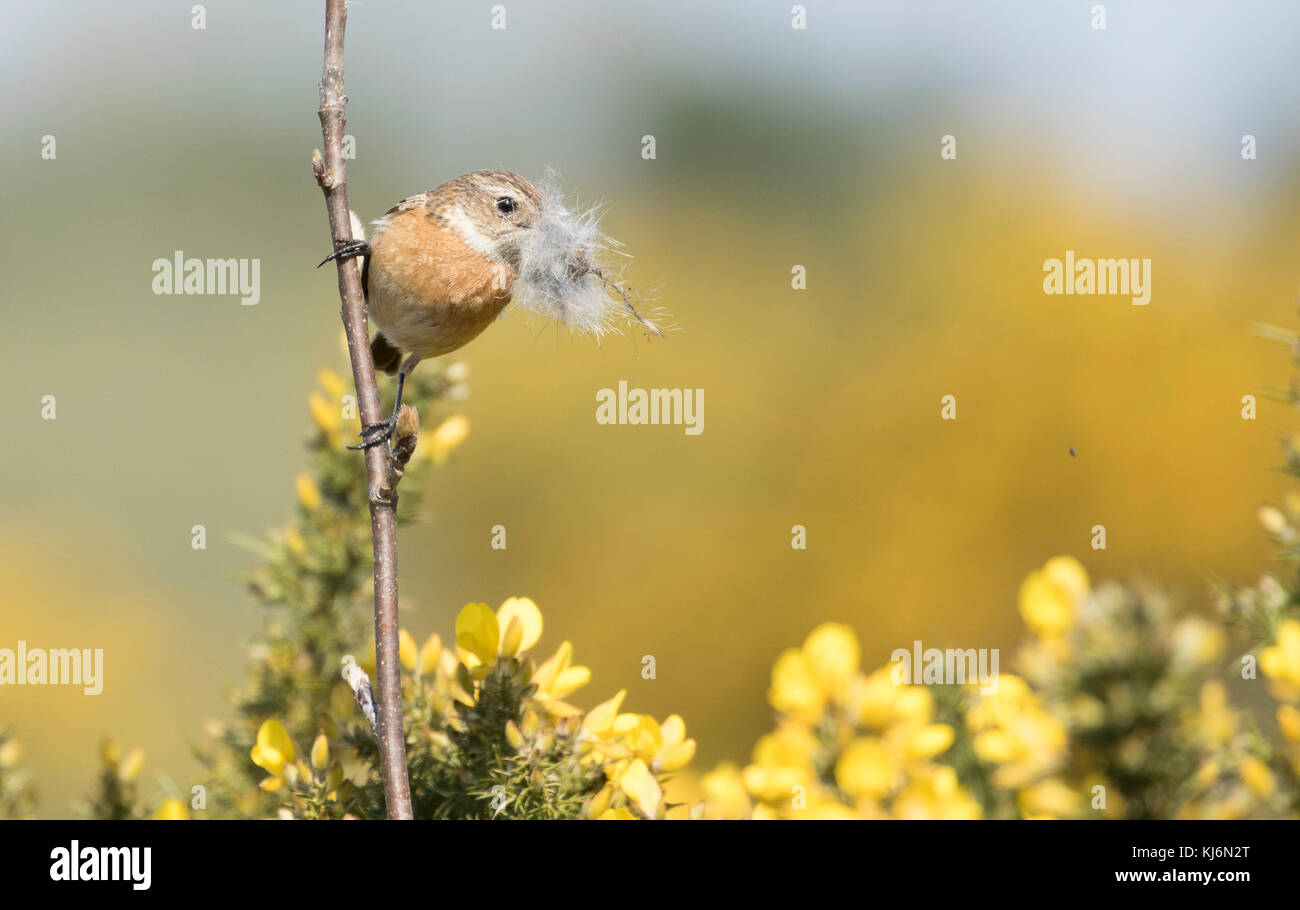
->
(320, 170), (659, 449)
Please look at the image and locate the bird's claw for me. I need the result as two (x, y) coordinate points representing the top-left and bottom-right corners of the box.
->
(347, 417), (397, 450)
(318, 239), (370, 268)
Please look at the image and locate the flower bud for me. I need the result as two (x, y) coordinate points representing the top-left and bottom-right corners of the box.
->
(296, 474), (322, 511)
(311, 733), (330, 770)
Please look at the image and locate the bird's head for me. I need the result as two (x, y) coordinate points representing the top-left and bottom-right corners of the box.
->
(439, 169), (663, 337)
(443, 170), (546, 265)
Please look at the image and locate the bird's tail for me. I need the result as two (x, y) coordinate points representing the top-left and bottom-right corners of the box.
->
(371, 333), (402, 376)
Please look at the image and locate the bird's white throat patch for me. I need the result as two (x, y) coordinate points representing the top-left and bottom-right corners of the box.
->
(446, 201), (498, 258)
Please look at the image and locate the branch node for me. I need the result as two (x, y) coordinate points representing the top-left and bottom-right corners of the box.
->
(369, 483), (397, 507)
(312, 149), (332, 189)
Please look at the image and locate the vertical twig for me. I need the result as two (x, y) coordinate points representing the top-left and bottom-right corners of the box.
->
(312, 0), (413, 819)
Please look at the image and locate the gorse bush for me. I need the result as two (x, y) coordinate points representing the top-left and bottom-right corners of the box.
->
(5, 332), (1300, 819)
(695, 559), (1282, 819)
(190, 358), (694, 819)
(191, 361), (455, 819)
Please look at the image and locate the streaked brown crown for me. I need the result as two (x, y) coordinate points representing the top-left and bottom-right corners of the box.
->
(429, 170), (544, 237)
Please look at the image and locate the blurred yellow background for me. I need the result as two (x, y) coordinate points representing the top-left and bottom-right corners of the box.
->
(2, 0), (1299, 814)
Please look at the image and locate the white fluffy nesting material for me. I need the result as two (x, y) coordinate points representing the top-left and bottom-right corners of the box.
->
(511, 182), (664, 338)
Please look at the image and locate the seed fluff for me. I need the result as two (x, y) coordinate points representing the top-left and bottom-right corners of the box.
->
(510, 175), (669, 340)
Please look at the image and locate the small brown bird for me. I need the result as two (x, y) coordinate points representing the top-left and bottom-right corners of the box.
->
(321, 169), (658, 448)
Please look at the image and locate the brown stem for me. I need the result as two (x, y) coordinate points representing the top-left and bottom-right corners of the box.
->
(312, 0), (413, 819)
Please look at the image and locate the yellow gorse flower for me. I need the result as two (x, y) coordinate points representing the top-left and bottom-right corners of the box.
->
(1278, 704), (1300, 743)
(1239, 755), (1276, 799)
(497, 597), (543, 657)
(0, 738), (20, 769)
(768, 622), (860, 722)
(455, 602), (499, 671)
(894, 766), (982, 820)
(453, 598), (545, 667)
(296, 473), (322, 512)
(1196, 681), (1238, 745)
(652, 714), (697, 773)
(836, 738), (894, 801)
(1261, 619), (1300, 697)
(1016, 778), (1082, 819)
(531, 640), (592, 716)
(580, 690), (625, 740)
(1018, 556), (1089, 639)
(308, 369), (356, 447)
(250, 719), (297, 792)
(402, 598), (692, 818)
(316, 368), (346, 402)
(310, 733), (330, 771)
(309, 391), (341, 435)
(967, 675), (1066, 791)
(743, 723), (818, 805)
(153, 798), (190, 820)
(587, 711), (697, 780)
(616, 759), (664, 819)
(399, 628), (419, 672)
(697, 762), (752, 819)
(595, 807), (637, 820)
(429, 415), (470, 464)
(417, 633), (442, 676)
(728, 621), (977, 820)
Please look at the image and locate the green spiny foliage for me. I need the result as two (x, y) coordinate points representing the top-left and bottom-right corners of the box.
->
(194, 363), (462, 818)
(187, 360), (693, 820)
(393, 654), (604, 819)
(1016, 581), (1242, 818)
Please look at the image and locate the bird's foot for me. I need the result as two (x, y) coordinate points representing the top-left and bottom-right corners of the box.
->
(318, 239), (371, 268)
(347, 417), (397, 451)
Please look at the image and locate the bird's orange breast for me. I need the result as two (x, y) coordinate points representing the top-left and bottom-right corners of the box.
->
(366, 207), (515, 359)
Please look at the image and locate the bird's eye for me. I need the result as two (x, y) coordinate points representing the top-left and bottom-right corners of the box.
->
(496, 197), (517, 215)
